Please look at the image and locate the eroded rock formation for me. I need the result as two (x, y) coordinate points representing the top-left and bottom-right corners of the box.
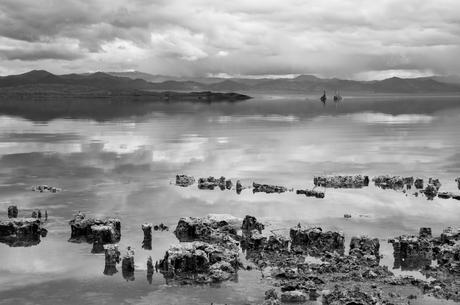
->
(349, 236), (380, 258)
(296, 189), (325, 198)
(198, 176), (231, 190)
(174, 214), (240, 246)
(175, 174), (195, 187)
(314, 175), (369, 188)
(252, 182), (287, 194)
(372, 175), (413, 190)
(7, 205), (18, 218)
(156, 241), (239, 284)
(0, 218), (47, 247)
(68, 212), (121, 252)
(290, 225), (345, 256)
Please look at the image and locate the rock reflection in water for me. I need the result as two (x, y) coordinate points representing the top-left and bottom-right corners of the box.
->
(141, 223), (152, 250)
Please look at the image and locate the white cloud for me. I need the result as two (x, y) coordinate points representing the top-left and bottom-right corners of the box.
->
(1, 0), (460, 77)
(150, 28), (208, 61)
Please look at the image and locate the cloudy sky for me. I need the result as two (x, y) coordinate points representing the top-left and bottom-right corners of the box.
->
(0, 0), (459, 79)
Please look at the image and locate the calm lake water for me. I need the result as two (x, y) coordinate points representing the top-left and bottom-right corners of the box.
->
(0, 93), (460, 304)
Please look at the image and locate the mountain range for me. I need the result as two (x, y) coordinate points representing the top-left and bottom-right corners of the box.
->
(1, 70), (460, 94)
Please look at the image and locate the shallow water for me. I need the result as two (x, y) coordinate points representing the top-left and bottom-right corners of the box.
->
(0, 93), (460, 304)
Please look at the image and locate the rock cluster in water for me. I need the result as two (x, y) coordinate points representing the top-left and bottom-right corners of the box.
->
(0, 217), (47, 247)
(198, 176), (233, 190)
(156, 241), (240, 284)
(296, 189), (325, 198)
(372, 175), (414, 190)
(166, 213), (460, 303)
(175, 173), (460, 201)
(252, 182), (287, 194)
(0, 206), (48, 247)
(349, 236), (380, 259)
(31, 185), (61, 193)
(57, 205), (460, 303)
(175, 174), (195, 187)
(389, 227), (460, 274)
(314, 175), (369, 188)
(68, 212), (121, 253)
(290, 224), (345, 256)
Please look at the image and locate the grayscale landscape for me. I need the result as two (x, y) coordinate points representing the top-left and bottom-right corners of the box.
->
(0, 1), (460, 305)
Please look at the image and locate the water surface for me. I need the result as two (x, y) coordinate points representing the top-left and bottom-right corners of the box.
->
(1, 94), (460, 304)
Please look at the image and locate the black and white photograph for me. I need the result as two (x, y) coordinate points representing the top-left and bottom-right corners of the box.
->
(0, 1), (460, 304)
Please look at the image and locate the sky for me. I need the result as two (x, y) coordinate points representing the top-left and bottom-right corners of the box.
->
(0, 0), (459, 79)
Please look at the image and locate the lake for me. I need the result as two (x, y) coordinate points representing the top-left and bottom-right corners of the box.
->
(0, 93), (460, 304)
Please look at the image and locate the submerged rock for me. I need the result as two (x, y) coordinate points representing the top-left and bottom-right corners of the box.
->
(349, 236), (380, 258)
(7, 205), (18, 218)
(314, 175), (369, 188)
(0, 218), (47, 247)
(175, 174), (195, 187)
(153, 223), (169, 231)
(289, 225), (344, 256)
(296, 189), (325, 198)
(68, 212), (121, 245)
(156, 241), (239, 284)
(252, 182), (287, 194)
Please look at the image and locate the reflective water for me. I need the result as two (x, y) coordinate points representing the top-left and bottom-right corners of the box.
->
(0, 94), (460, 304)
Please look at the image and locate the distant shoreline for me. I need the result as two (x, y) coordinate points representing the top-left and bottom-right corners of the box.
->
(0, 85), (252, 102)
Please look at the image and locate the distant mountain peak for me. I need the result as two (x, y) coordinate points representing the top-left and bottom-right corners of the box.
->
(293, 74), (321, 82)
(21, 70), (55, 77)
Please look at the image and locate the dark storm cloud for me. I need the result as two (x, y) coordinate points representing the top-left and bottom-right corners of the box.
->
(0, 0), (459, 78)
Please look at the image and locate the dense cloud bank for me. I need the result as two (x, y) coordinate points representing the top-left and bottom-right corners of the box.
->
(0, 0), (459, 79)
